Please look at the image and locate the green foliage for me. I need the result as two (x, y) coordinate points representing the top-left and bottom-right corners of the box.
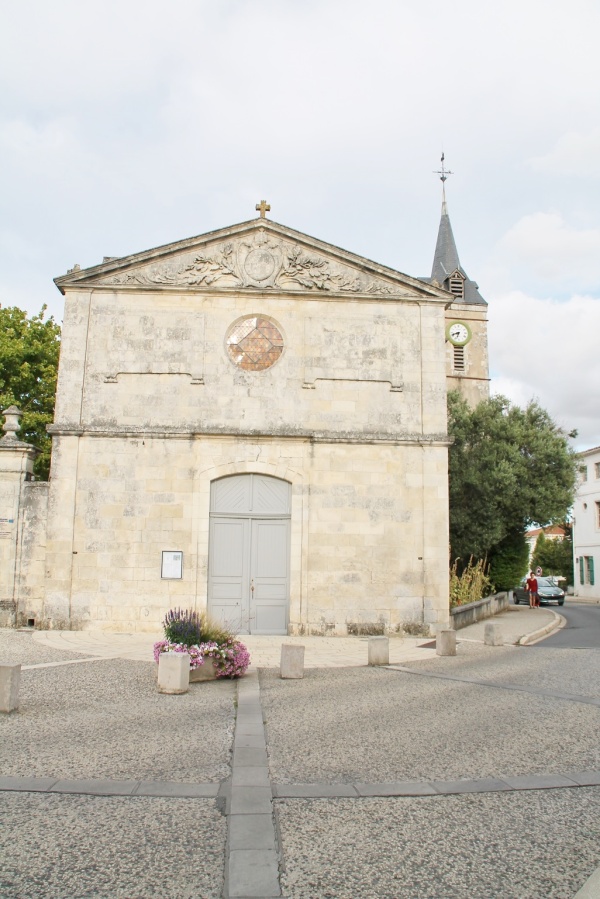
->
(448, 392), (577, 563)
(163, 608), (203, 646)
(0, 306), (61, 480)
(449, 557), (494, 608)
(488, 529), (530, 591)
(531, 528), (574, 584)
(162, 607), (234, 647)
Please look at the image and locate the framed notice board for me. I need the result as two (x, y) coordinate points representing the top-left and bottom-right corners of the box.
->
(161, 551), (183, 579)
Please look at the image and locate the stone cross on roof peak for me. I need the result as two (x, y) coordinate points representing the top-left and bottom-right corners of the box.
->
(255, 200), (271, 218)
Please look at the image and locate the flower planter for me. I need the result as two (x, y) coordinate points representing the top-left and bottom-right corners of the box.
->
(154, 633), (250, 680)
(189, 659), (218, 682)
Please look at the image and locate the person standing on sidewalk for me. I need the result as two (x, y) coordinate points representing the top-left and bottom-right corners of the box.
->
(526, 572), (539, 608)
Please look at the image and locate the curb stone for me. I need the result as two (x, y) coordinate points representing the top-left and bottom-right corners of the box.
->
(573, 865), (600, 898)
(518, 610), (565, 646)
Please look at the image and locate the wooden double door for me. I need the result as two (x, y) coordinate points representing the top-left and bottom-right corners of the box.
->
(207, 474), (291, 635)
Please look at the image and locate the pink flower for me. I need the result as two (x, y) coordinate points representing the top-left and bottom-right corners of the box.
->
(153, 638), (250, 678)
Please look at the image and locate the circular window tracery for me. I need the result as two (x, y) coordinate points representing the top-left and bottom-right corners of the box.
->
(226, 316), (284, 372)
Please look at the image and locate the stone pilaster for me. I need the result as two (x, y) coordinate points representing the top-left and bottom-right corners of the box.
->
(0, 407), (38, 626)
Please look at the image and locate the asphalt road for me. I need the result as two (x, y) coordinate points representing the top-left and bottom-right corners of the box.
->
(536, 601), (600, 649)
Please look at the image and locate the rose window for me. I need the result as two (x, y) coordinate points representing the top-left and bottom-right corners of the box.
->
(226, 316), (284, 371)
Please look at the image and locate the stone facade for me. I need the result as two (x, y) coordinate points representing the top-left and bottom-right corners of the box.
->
(444, 301), (489, 406)
(2, 212), (490, 635)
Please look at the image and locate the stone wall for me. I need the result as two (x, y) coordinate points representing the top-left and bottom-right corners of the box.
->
(44, 432), (450, 634)
(52, 289), (448, 437)
(14, 483), (49, 627)
(0, 435), (47, 628)
(450, 592), (510, 630)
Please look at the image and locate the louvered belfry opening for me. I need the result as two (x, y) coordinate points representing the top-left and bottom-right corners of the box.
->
(453, 345), (465, 371)
(448, 274), (464, 299)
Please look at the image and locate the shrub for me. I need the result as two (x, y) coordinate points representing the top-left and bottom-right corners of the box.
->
(346, 622), (385, 636)
(163, 608), (203, 647)
(162, 608), (234, 648)
(449, 557), (494, 608)
(398, 621), (430, 637)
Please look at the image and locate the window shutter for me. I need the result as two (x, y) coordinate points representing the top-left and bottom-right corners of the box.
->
(579, 556), (585, 584)
(589, 557), (595, 586)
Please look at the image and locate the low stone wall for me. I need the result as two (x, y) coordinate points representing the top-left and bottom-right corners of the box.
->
(451, 592), (510, 631)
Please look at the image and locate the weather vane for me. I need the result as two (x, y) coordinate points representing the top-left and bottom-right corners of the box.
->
(434, 153), (453, 201)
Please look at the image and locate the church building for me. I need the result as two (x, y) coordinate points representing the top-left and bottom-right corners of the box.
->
(0, 194), (488, 635)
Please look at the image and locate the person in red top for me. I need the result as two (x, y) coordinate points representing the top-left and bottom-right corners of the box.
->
(526, 572), (539, 608)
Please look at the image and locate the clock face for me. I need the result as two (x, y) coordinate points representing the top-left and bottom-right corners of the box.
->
(447, 322), (471, 346)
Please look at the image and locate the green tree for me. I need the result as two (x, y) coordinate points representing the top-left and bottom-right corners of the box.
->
(488, 528), (530, 591)
(0, 305), (61, 480)
(531, 528), (574, 584)
(448, 392), (577, 564)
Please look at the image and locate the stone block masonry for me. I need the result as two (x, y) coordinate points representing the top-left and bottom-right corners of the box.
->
(0, 664), (21, 712)
(157, 652), (190, 694)
(280, 644), (305, 678)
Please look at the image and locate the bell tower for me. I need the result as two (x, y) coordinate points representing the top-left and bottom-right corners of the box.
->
(430, 156), (490, 405)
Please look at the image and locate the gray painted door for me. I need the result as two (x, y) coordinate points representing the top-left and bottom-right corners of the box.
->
(208, 475), (290, 635)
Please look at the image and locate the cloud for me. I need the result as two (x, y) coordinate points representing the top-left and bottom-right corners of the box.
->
(489, 290), (600, 449)
(528, 128), (600, 177)
(494, 213), (600, 294)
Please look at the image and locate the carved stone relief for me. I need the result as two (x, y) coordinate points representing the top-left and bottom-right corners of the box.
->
(98, 229), (401, 295)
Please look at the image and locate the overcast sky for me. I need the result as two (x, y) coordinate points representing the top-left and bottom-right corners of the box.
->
(2, 0), (599, 448)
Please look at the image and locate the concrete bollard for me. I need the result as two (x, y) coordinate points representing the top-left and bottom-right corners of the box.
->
(436, 629), (456, 656)
(368, 636), (390, 666)
(280, 644), (305, 679)
(484, 623), (504, 646)
(158, 652), (190, 694)
(0, 664), (21, 713)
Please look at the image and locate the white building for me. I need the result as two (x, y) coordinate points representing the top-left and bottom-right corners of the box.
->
(572, 446), (600, 602)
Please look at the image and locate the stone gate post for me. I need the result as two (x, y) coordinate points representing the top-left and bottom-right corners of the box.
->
(0, 407), (38, 627)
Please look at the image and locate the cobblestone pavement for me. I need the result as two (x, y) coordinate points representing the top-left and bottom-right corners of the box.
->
(1, 610), (599, 898)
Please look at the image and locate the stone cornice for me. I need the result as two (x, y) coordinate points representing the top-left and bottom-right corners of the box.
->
(71, 284), (450, 308)
(47, 424), (452, 447)
(0, 438), (38, 455)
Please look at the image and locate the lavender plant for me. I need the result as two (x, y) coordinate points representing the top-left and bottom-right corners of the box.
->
(162, 608), (203, 647)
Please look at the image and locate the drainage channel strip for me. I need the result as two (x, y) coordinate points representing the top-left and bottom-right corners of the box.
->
(226, 669), (281, 898)
(22, 657), (120, 670)
(3, 771), (599, 800)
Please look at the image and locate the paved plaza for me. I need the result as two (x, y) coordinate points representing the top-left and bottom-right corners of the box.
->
(1, 605), (599, 898)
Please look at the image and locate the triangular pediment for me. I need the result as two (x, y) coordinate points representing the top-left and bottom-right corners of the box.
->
(54, 218), (450, 301)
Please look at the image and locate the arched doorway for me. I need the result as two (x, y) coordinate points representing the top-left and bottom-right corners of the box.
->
(207, 474), (291, 635)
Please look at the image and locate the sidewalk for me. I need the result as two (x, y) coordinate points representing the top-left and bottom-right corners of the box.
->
(31, 603), (562, 667)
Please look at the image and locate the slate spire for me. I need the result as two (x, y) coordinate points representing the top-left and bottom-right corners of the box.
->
(429, 157), (486, 305)
(431, 198), (462, 283)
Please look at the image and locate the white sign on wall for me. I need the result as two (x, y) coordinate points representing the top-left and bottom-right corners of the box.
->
(161, 551), (183, 579)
